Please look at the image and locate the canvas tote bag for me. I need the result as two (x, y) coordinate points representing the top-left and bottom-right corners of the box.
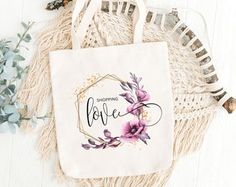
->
(49, 0), (174, 179)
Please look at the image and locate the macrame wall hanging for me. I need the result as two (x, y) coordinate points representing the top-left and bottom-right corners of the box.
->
(17, 0), (236, 186)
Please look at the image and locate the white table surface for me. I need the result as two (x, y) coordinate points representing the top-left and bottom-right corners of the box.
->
(0, 0), (236, 186)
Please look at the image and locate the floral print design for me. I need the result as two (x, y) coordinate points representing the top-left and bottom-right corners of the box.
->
(82, 129), (121, 150)
(121, 120), (150, 144)
(82, 73), (151, 150)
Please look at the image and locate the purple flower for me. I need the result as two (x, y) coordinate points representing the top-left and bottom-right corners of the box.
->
(108, 138), (122, 148)
(136, 89), (150, 102)
(82, 73), (152, 150)
(81, 129), (121, 150)
(121, 120), (150, 144)
(82, 144), (91, 150)
(119, 93), (134, 104)
(127, 103), (142, 116)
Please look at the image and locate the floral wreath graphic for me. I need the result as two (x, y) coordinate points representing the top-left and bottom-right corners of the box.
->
(75, 73), (162, 150)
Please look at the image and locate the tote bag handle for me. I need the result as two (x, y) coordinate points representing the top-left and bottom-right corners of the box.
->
(71, 0), (147, 50)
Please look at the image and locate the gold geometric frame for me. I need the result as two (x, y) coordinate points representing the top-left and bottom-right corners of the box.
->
(74, 74), (124, 143)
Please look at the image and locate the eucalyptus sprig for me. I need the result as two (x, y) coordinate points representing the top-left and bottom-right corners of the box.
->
(0, 22), (48, 133)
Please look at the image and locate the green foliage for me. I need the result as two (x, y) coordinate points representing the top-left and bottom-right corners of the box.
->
(0, 21), (48, 133)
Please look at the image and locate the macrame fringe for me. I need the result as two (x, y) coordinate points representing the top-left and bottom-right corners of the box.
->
(37, 115), (57, 159)
(17, 5), (218, 187)
(36, 106), (215, 186)
(54, 157), (176, 187)
(173, 109), (215, 159)
(17, 9), (73, 126)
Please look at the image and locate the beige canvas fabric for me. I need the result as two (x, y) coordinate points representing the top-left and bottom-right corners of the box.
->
(18, 0), (235, 186)
(49, 0), (174, 178)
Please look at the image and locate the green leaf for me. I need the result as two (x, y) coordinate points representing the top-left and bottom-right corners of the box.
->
(0, 108), (6, 116)
(0, 66), (3, 74)
(15, 102), (24, 109)
(0, 20), (33, 133)
(21, 22), (28, 29)
(0, 97), (4, 105)
(4, 51), (14, 60)
(4, 84), (16, 96)
(16, 66), (25, 78)
(4, 88), (13, 96)
(0, 95), (5, 101)
(8, 84), (15, 92)
(8, 112), (20, 123)
(4, 105), (17, 114)
(0, 50), (3, 58)
(1, 66), (17, 80)
(2, 95), (10, 105)
(13, 49), (19, 53)
(23, 34), (31, 43)
(5, 57), (13, 67)
(0, 122), (9, 133)
(14, 55), (25, 61)
(0, 80), (6, 85)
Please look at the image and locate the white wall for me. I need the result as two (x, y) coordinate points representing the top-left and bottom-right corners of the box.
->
(0, 0), (236, 186)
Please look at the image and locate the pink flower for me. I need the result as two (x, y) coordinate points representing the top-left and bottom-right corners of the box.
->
(136, 89), (150, 102)
(127, 103), (142, 116)
(121, 120), (150, 144)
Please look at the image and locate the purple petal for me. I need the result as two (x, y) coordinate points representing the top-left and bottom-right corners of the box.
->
(98, 137), (105, 141)
(145, 133), (151, 139)
(88, 139), (96, 145)
(127, 82), (133, 90)
(138, 134), (148, 144)
(120, 84), (128, 91)
(104, 129), (111, 137)
(95, 144), (104, 149)
(139, 137), (147, 144)
(109, 141), (121, 147)
(130, 72), (134, 78)
(121, 81), (127, 86)
(141, 132), (150, 139)
(125, 97), (134, 104)
(130, 73), (138, 83)
(82, 144), (91, 150)
(132, 84), (138, 89)
(108, 138), (121, 146)
(137, 77), (142, 82)
(119, 93), (126, 97)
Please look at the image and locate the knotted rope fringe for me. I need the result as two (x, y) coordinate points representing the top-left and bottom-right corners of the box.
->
(53, 158), (176, 187)
(18, 5), (217, 187)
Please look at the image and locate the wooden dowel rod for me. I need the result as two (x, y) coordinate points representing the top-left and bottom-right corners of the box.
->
(223, 97), (236, 114)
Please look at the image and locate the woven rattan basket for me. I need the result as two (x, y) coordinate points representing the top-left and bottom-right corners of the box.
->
(18, 0), (236, 186)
